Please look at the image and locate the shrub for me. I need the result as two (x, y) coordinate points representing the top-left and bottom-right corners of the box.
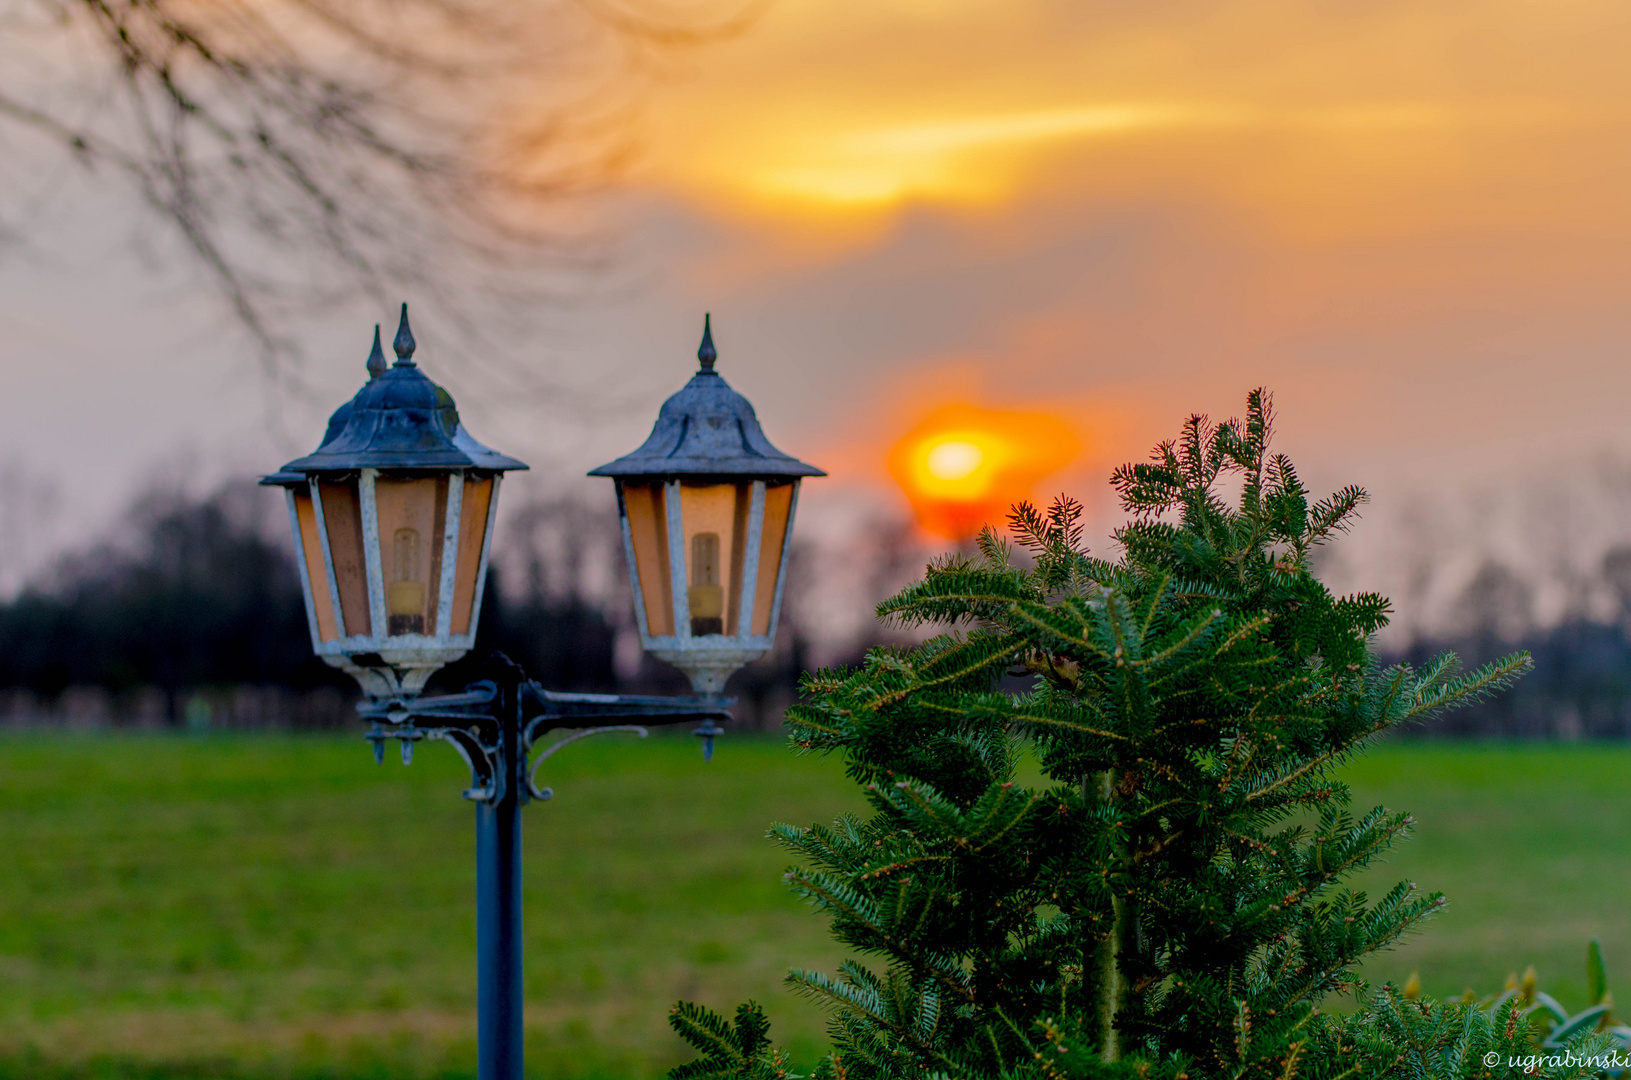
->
(670, 391), (1532, 1079)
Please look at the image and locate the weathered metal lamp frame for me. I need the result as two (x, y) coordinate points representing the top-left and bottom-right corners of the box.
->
(264, 308), (528, 699)
(589, 315), (825, 708)
(264, 306), (736, 1080)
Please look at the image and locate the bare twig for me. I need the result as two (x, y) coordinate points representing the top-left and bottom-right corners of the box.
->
(0, 0), (764, 394)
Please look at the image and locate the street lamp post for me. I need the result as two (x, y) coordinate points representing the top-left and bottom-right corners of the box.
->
(262, 307), (819, 1080)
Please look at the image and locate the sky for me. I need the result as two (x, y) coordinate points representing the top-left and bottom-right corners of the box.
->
(3, 0), (1631, 632)
(620, 0), (1631, 492)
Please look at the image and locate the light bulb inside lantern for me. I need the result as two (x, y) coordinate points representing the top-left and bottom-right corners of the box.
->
(388, 526), (426, 635)
(688, 531), (724, 636)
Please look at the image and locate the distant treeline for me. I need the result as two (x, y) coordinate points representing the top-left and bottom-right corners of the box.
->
(6, 483), (1629, 736)
(0, 490), (329, 701)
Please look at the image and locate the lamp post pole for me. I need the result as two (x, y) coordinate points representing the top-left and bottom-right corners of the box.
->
(475, 665), (524, 1080)
(359, 654), (730, 1080)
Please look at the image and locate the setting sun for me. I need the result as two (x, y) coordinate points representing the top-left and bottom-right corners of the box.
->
(924, 439), (985, 482)
(912, 430), (1007, 498)
(888, 405), (1080, 539)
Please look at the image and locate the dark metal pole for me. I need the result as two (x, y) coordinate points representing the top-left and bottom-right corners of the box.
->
(476, 670), (525, 1080)
(358, 656), (732, 1080)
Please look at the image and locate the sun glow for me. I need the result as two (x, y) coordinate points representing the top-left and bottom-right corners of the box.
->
(889, 405), (1080, 539)
(924, 440), (985, 482)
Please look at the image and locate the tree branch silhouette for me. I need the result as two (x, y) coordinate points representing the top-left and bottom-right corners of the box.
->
(0, 0), (757, 387)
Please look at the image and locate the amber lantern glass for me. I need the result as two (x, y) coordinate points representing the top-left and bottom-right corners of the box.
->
(617, 479), (800, 646)
(592, 316), (821, 695)
(374, 474), (448, 637)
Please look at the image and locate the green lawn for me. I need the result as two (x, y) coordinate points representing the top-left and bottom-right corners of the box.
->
(1342, 744), (1631, 1008)
(0, 734), (1624, 1078)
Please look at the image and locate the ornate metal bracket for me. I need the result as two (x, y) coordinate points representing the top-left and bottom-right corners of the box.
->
(357, 664), (733, 805)
(522, 725), (649, 802)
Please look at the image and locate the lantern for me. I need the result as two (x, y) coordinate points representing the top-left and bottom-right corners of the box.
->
(589, 316), (824, 695)
(261, 305), (527, 699)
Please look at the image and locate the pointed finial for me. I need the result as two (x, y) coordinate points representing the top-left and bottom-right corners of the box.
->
(694, 716), (722, 761)
(366, 324), (387, 379)
(392, 303), (416, 365)
(697, 313), (716, 372)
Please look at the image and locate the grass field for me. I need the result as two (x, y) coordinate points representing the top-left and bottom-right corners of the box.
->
(0, 734), (1626, 1079)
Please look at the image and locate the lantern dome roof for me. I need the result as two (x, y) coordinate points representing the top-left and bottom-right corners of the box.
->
(588, 316), (824, 481)
(263, 305), (527, 484)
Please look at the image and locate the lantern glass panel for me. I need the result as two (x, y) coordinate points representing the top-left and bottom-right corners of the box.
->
(291, 489), (340, 642)
(750, 481), (795, 636)
(678, 482), (750, 637)
(374, 475), (449, 637)
(449, 475), (494, 636)
(621, 481), (674, 637)
(318, 477), (372, 637)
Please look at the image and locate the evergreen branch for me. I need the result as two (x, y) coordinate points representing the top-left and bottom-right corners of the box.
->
(911, 633), (1030, 693)
(782, 870), (884, 932)
(1005, 604), (1119, 663)
(988, 704), (1127, 742)
(1389, 652), (1534, 726)
(1241, 741), (1356, 807)
(669, 1000), (746, 1064)
(1306, 485), (1368, 546)
(858, 855), (954, 882)
(877, 564), (1035, 630)
(1132, 605), (1227, 671)
(786, 965), (966, 1066)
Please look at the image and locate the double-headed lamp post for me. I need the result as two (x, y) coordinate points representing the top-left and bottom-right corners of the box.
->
(261, 306), (822, 1080)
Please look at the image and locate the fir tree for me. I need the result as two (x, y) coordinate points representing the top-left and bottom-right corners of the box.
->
(670, 390), (1531, 1079)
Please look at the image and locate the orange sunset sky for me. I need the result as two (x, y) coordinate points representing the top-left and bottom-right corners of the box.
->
(2, 0), (1630, 569)
(591, 0), (1631, 533)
